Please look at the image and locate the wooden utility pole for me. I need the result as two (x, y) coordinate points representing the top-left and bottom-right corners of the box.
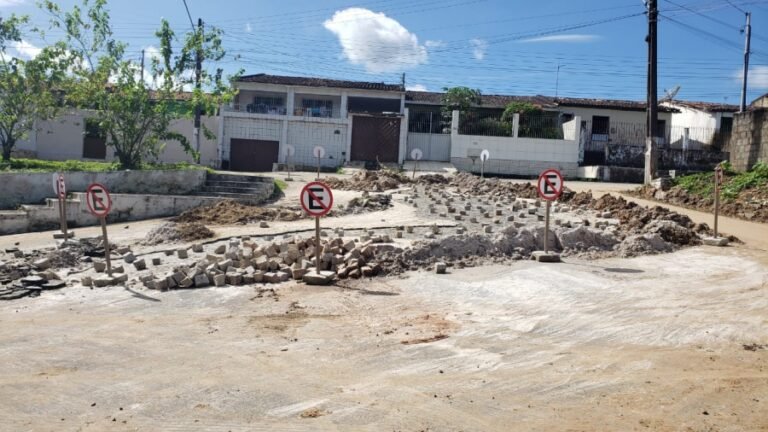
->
(645, 0), (659, 185)
(739, 12), (752, 113)
(140, 49), (145, 78)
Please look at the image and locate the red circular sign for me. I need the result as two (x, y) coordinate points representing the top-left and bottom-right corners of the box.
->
(300, 181), (334, 217)
(85, 183), (113, 217)
(537, 169), (564, 201)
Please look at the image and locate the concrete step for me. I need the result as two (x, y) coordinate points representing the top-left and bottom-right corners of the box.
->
(193, 191), (265, 202)
(201, 185), (270, 195)
(207, 173), (272, 183)
(204, 180), (270, 188)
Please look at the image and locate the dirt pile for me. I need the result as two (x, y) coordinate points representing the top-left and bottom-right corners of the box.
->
(144, 222), (215, 245)
(174, 201), (306, 225)
(345, 193), (392, 214)
(631, 183), (768, 223)
(449, 173), (540, 199)
(324, 169), (411, 192)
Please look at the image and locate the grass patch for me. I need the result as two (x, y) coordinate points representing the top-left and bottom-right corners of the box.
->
(270, 178), (288, 201)
(0, 158), (206, 173)
(673, 162), (768, 200)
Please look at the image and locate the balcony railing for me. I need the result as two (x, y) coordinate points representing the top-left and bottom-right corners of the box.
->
(292, 106), (341, 118)
(225, 104), (287, 115)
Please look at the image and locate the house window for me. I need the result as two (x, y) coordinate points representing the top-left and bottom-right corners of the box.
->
(247, 96), (285, 114)
(720, 116), (733, 133)
(591, 115), (610, 141)
(82, 118), (107, 159)
(301, 99), (333, 117)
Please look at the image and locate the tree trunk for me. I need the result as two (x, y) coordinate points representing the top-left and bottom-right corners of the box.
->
(1, 140), (14, 162)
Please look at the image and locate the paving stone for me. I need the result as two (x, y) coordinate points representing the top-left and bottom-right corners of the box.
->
(435, 262), (447, 274)
(192, 243), (204, 253)
(213, 274), (226, 287)
(93, 261), (106, 273)
(259, 221), (269, 228)
(33, 258), (51, 270)
(113, 274), (128, 284)
(177, 249), (188, 259)
(153, 278), (169, 291)
(133, 259), (146, 271)
(93, 276), (114, 288)
(122, 252), (136, 263)
(178, 277), (194, 288)
(214, 244), (226, 254)
(193, 274), (210, 287)
(151, 257), (161, 266)
(304, 271), (335, 285)
(81, 276), (93, 287)
(164, 250), (174, 256)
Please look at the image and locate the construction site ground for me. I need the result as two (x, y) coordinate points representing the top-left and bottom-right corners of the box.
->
(1, 170), (766, 431)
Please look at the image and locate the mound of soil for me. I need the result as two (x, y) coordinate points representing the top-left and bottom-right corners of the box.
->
(448, 173), (540, 199)
(144, 222), (215, 245)
(173, 201), (306, 225)
(631, 183), (768, 224)
(325, 169), (411, 192)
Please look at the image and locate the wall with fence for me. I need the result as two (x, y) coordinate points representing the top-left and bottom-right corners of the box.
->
(605, 145), (728, 171)
(449, 110), (581, 176)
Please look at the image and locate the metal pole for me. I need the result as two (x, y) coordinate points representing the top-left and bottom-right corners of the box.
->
(544, 201), (551, 254)
(481, 160), (485, 178)
(58, 197), (68, 239)
(286, 154), (291, 179)
(100, 216), (112, 276)
(193, 18), (203, 157)
(316, 156), (320, 179)
(645, 0), (659, 185)
(412, 160), (417, 179)
(740, 12), (752, 113)
(714, 173), (720, 238)
(314, 217), (321, 271)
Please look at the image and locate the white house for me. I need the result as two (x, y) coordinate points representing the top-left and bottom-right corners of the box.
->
(661, 100), (737, 150)
(220, 74), (407, 171)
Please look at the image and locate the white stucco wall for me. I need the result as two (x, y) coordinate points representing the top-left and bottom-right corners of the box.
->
(286, 121), (347, 168)
(151, 115), (219, 167)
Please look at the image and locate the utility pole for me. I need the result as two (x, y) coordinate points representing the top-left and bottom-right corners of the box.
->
(401, 73), (406, 90)
(739, 12), (752, 113)
(645, 0), (659, 185)
(555, 62), (565, 98)
(194, 18), (203, 157)
(140, 49), (145, 80)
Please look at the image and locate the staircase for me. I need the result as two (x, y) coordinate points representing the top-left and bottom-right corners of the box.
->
(195, 173), (275, 203)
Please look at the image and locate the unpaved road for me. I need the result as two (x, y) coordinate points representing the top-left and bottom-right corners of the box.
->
(1, 173), (767, 431)
(0, 246), (766, 431)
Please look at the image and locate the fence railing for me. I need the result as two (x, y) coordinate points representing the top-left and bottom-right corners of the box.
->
(408, 111), (450, 134)
(459, 112), (567, 139)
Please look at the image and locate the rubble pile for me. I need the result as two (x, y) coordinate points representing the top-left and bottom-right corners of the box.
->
(0, 238), (108, 300)
(448, 173), (541, 200)
(87, 232), (402, 290)
(143, 222), (215, 245)
(345, 193), (393, 213)
(324, 169), (411, 192)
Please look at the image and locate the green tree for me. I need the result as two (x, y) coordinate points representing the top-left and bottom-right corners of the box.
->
(441, 86), (482, 115)
(0, 15), (69, 162)
(39, 0), (239, 169)
(501, 101), (541, 122)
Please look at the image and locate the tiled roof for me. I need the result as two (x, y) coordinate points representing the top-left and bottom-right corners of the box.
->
(238, 74), (404, 92)
(406, 91), (678, 112)
(665, 100), (740, 113)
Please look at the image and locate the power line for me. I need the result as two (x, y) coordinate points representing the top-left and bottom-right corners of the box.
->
(662, 0), (741, 31)
(726, 0), (748, 13)
(181, 0), (196, 32)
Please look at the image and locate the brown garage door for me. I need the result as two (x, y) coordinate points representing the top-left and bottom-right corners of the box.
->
(229, 139), (279, 172)
(350, 116), (401, 163)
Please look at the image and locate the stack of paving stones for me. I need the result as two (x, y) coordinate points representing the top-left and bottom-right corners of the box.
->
(82, 233), (403, 292)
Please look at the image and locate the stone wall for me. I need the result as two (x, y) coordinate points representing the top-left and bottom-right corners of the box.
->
(727, 109), (768, 172)
(0, 169), (207, 209)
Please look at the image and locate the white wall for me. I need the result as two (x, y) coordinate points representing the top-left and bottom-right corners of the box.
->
(286, 121), (347, 168)
(558, 106), (673, 125)
(151, 115), (219, 167)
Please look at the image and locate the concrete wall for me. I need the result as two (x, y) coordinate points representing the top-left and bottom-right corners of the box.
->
(450, 110), (581, 177)
(605, 145), (728, 170)
(21, 109), (218, 166)
(726, 109), (768, 171)
(0, 169), (206, 209)
(287, 121), (346, 168)
(0, 193), (221, 235)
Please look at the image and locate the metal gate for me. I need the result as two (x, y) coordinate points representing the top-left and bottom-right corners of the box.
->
(406, 133), (451, 161)
(350, 115), (401, 162)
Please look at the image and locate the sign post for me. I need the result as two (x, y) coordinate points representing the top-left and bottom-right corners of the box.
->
(284, 144), (295, 181)
(300, 182), (334, 265)
(54, 173), (69, 239)
(313, 146), (326, 180)
(534, 169), (564, 262)
(410, 148), (423, 179)
(480, 149), (490, 178)
(714, 164), (723, 238)
(86, 183), (113, 275)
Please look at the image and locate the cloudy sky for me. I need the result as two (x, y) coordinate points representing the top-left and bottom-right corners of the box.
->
(2, 0), (768, 103)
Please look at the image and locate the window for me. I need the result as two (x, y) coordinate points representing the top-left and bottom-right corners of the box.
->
(720, 116), (733, 133)
(301, 99), (333, 117)
(247, 96), (285, 114)
(82, 118), (107, 159)
(591, 115), (610, 141)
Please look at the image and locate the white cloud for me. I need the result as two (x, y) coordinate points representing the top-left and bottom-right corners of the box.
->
(323, 7), (428, 73)
(245, 22), (252, 33)
(734, 65), (768, 90)
(0, 0), (26, 7)
(470, 38), (487, 60)
(10, 40), (42, 59)
(425, 40), (445, 48)
(519, 34), (600, 43)
(406, 84), (428, 91)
